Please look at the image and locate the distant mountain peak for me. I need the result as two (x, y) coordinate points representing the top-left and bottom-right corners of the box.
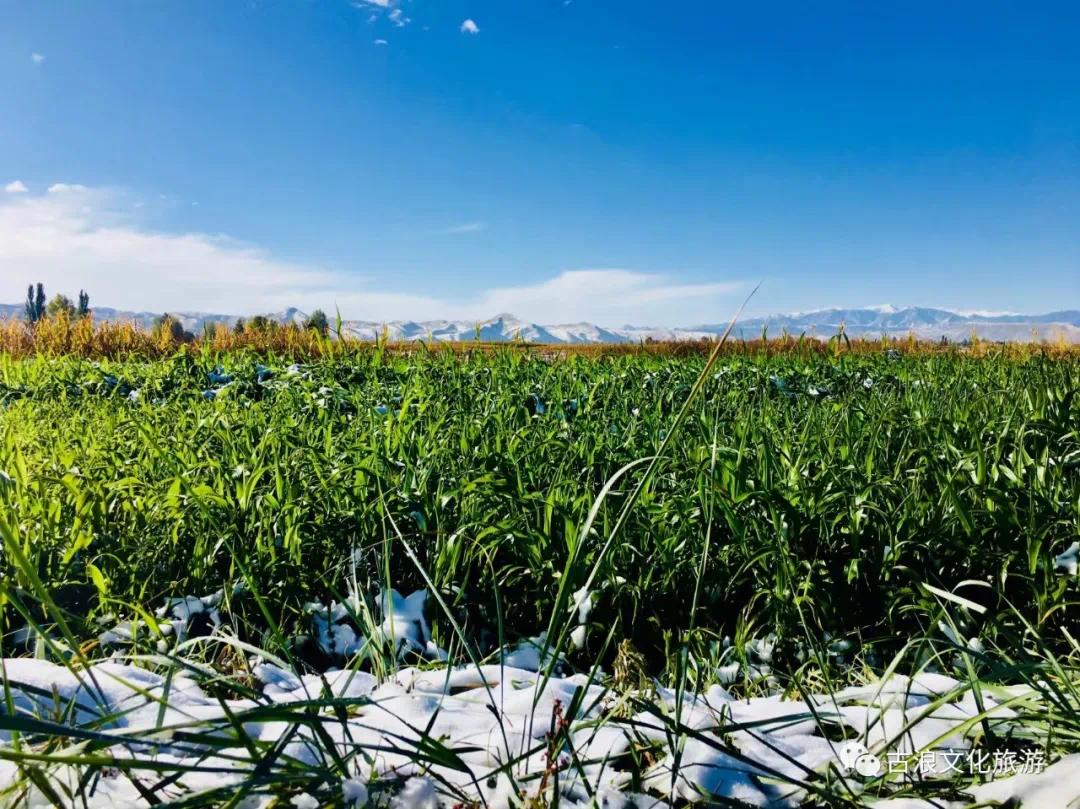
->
(1, 303), (1077, 344)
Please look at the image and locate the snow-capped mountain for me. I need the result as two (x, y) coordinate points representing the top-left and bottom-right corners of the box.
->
(2, 303), (1078, 343)
(700, 307), (1080, 343)
(338, 314), (639, 344)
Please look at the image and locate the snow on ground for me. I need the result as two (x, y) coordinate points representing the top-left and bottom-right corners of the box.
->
(869, 754), (1080, 808)
(1055, 542), (1079, 576)
(0, 650), (1071, 808)
(1, 587), (1076, 807)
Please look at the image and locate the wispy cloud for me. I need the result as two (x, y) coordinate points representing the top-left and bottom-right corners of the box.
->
(4, 181), (28, 194)
(473, 270), (743, 324)
(31, 52), (44, 65)
(0, 185), (333, 316)
(460, 19), (479, 34)
(47, 183), (88, 194)
(353, 0), (406, 25)
(443, 221), (487, 235)
(374, 38), (389, 46)
(0, 185), (743, 325)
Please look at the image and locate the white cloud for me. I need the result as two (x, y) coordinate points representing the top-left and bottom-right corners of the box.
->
(472, 270), (742, 324)
(4, 181), (28, 194)
(0, 186), (338, 316)
(443, 221), (487, 234)
(460, 19), (479, 34)
(0, 185), (742, 325)
(31, 52), (44, 65)
(374, 38), (389, 46)
(47, 183), (89, 194)
(354, 1), (409, 26)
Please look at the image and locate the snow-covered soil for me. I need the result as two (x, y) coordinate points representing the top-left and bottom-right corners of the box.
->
(2, 653), (1078, 808)
(3, 588), (1079, 807)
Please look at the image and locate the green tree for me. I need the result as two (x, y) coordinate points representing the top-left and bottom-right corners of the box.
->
(249, 315), (272, 333)
(46, 294), (76, 319)
(25, 283), (47, 323)
(77, 290), (90, 317)
(24, 285), (38, 323)
(233, 318), (246, 335)
(304, 309), (329, 336)
(153, 314), (193, 343)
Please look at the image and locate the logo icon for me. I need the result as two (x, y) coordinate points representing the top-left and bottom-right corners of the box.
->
(838, 741), (882, 777)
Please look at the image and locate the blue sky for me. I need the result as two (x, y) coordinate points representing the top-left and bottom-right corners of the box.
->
(1, 0), (1077, 324)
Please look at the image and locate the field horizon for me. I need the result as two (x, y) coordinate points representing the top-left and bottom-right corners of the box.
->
(5, 299), (1080, 346)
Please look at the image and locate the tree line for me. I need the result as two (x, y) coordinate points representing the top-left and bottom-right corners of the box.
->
(21, 283), (331, 340)
(157, 310), (330, 342)
(24, 283), (90, 322)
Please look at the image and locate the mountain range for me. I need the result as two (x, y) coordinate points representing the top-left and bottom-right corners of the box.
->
(2, 303), (1079, 344)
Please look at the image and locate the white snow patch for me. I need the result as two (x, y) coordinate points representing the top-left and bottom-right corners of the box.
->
(392, 777), (439, 809)
(303, 587), (445, 662)
(501, 632), (564, 671)
(98, 589), (223, 651)
(969, 753), (1080, 808)
(1, 656), (1063, 808)
(1054, 542), (1078, 576)
(342, 777), (369, 806)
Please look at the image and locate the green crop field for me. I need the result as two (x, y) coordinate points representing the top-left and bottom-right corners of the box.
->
(1, 345), (1079, 808)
